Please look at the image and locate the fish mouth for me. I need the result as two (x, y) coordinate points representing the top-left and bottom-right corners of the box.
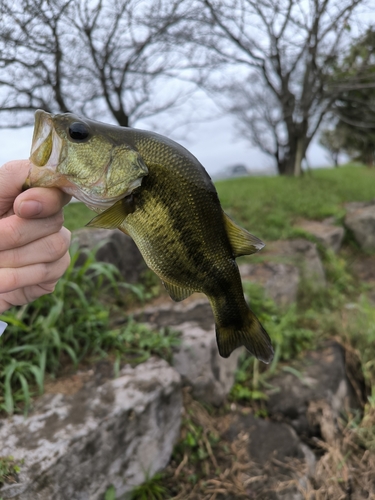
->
(24, 110), (65, 190)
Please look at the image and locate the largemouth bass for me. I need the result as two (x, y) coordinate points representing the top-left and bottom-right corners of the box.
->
(25, 110), (274, 363)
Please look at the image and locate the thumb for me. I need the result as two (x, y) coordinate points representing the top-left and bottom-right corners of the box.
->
(0, 160), (31, 216)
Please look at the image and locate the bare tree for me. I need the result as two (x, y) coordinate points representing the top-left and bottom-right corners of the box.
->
(189, 0), (369, 175)
(318, 28), (375, 167)
(0, 0), (194, 128)
(319, 128), (347, 166)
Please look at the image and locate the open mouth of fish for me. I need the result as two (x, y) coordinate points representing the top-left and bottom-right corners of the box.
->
(30, 111), (62, 170)
(25, 110), (143, 209)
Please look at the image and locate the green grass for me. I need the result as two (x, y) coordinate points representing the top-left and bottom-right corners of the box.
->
(216, 165), (375, 241)
(63, 202), (96, 231)
(104, 473), (170, 500)
(0, 456), (23, 487)
(0, 246), (180, 415)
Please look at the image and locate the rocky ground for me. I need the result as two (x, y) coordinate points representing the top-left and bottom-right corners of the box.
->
(1, 200), (375, 499)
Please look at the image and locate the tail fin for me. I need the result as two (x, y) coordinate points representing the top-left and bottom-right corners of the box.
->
(216, 309), (274, 363)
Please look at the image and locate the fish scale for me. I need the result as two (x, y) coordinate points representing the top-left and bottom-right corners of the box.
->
(26, 110), (274, 363)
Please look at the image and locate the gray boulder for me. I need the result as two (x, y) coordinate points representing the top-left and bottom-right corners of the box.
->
(226, 413), (316, 500)
(136, 299), (241, 406)
(266, 341), (362, 438)
(350, 254), (375, 303)
(0, 358), (182, 500)
(295, 219), (345, 253)
(240, 238), (326, 308)
(240, 262), (300, 308)
(172, 321), (241, 406)
(344, 199), (375, 213)
(265, 239), (326, 289)
(345, 205), (375, 251)
(72, 227), (146, 283)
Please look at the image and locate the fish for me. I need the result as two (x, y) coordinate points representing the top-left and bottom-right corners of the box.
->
(25, 110), (274, 363)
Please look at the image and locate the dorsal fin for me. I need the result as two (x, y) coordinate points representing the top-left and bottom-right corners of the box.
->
(223, 211), (264, 257)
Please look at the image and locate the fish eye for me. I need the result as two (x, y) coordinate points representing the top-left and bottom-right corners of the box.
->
(68, 122), (90, 141)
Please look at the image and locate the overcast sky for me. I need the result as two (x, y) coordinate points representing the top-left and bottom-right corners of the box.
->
(0, 114), (330, 178)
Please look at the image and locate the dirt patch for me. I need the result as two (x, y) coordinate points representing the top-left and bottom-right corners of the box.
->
(44, 371), (93, 396)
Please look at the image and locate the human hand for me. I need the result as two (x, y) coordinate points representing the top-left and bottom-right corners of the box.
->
(0, 160), (72, 313)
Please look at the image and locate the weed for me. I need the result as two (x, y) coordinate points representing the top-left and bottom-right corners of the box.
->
(345, 296), (375, 384)
(0, 456), (23, 486)
(128, 472), (170, 500)
(99, 322), (181, 365)
(243, 281), (315, 363)
(104, 485), (116, 500)
(0, 246), (180, 415)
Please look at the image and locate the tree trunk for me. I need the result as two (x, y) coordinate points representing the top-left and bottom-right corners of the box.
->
(277, 137), (306, 176)
(294, 138), (305, 177)
(277, 158), (295, 176)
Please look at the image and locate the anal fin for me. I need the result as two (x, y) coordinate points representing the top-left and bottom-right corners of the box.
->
(162, 280), (193, 302)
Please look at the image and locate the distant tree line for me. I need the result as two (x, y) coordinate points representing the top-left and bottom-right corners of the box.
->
(320, 28), (375, 167)
(0, 0), (373, 175)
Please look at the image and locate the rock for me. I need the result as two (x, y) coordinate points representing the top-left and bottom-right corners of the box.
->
(344, 199), (375, 213)
(135, 297), (214, 331)
(136, 299), (241, 406)
(265, 239), (326, 289)
(227, 413), (315, 469)
(240, 262), (300, 308)
(266, 341), (361, 438)
(72, 227), (146, 283)
(172, 321), (242, 406)
(348, 254), (375, 303)
(345, 205), (375, 251)
(240, 239), (326, 305)
(0, 358), (182, 500)
(226, 413), (316, 500)
(295, 219), (345, 253)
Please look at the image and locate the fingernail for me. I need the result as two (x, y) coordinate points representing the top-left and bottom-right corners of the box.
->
(18, 200), (43, 217)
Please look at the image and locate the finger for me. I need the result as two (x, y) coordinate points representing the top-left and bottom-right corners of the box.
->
(14, 187), (72, 219)
(0, 281), (56, 312)
(0, 253), (71, 295)
(0, 227), (71, 268)
(0, 260), (69, 312)
(0, 211), (65, 251)
(0, 160), (32, 216)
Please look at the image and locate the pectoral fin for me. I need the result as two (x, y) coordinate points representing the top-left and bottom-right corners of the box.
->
(162, 280), (193, 302)
(86, 195), (136, 229)
(223, 211), (264, 257)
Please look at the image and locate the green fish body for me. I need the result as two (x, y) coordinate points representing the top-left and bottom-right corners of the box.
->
(26, 111), (274, 362)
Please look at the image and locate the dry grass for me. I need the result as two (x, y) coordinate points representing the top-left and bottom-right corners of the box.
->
(163, 388), (375, 500)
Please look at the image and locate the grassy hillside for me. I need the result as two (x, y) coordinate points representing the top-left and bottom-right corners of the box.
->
(64, 165), (375, 240)
(216, 164), (375, 241)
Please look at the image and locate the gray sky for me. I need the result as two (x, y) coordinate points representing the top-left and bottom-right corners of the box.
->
(0, 114), (330, 178)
